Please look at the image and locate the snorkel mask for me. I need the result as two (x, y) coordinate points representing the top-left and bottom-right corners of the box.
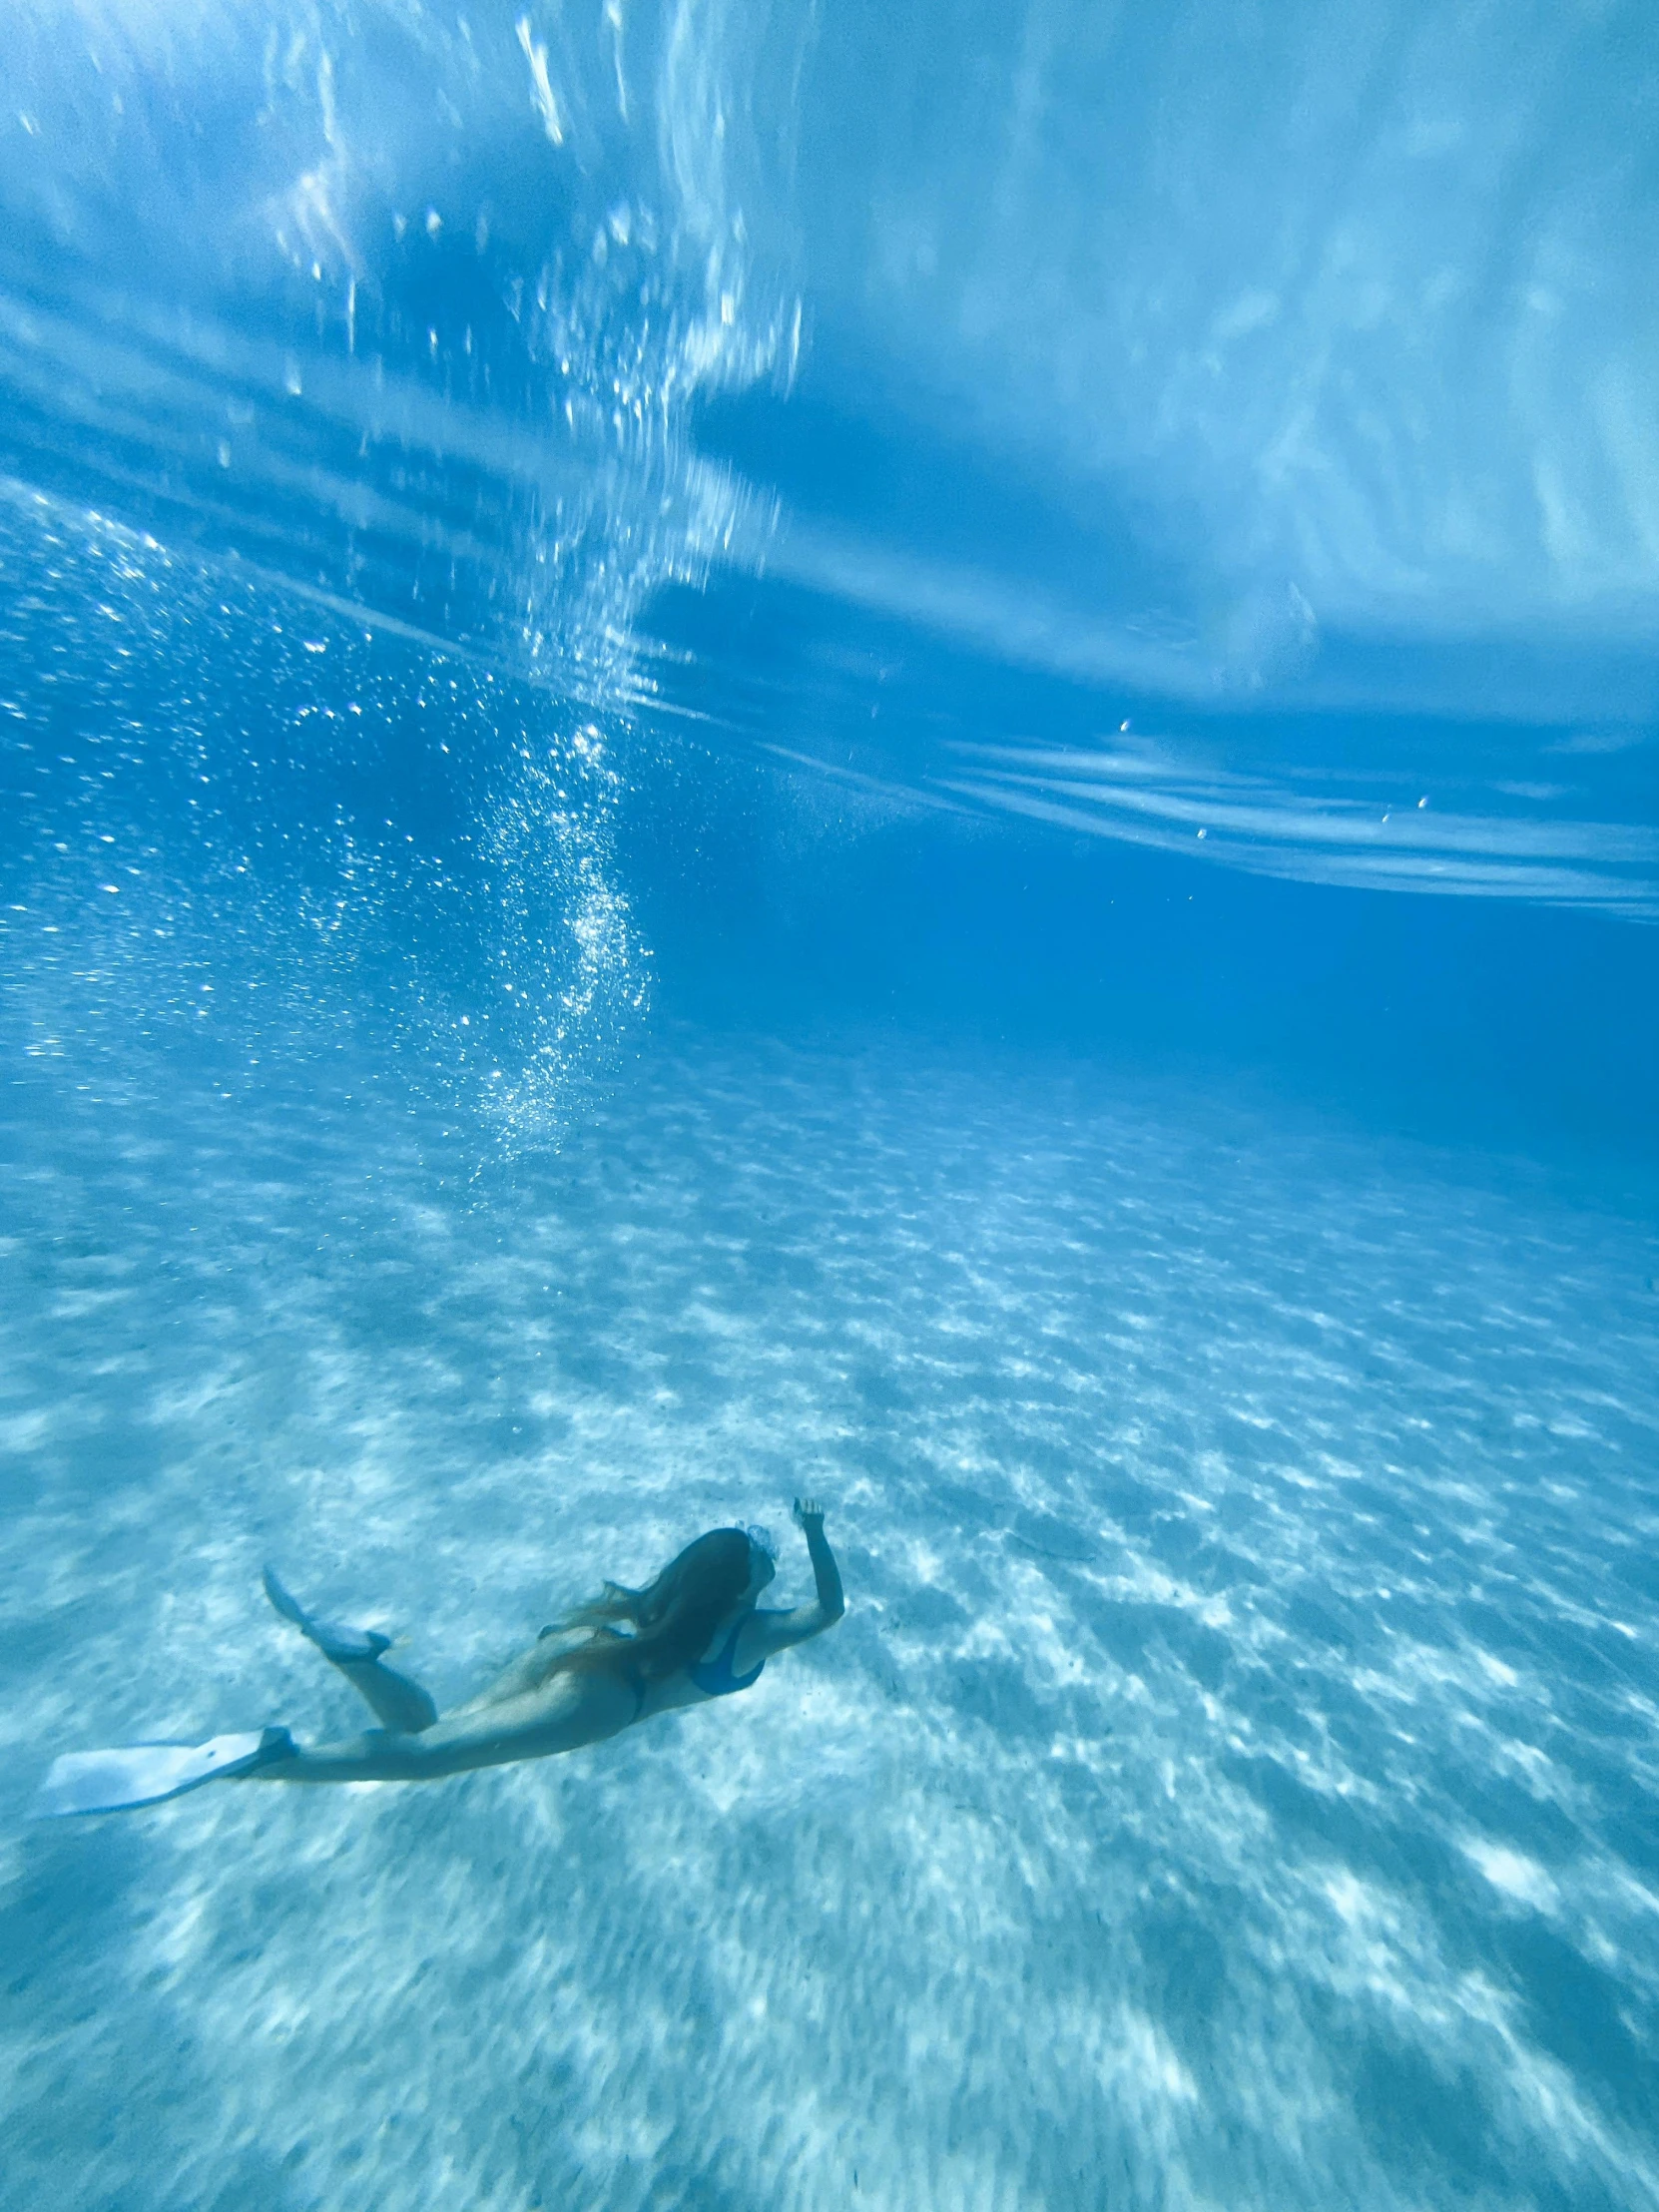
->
(743, 1524), (778, 1594)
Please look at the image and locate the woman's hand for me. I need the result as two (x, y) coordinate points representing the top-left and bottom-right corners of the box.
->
(793, 1496), (826, 1532)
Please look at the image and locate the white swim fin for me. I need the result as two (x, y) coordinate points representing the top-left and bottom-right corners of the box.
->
(263, 1564), (390, 1662)
(263, 1566), (436, 1732)
(34, 1726), (294, 1817)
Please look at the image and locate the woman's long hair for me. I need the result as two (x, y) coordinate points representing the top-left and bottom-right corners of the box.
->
(544, 1529), (755, 1691)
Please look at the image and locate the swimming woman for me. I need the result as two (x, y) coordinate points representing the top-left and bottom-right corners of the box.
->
(38, 1499), (844, 1815)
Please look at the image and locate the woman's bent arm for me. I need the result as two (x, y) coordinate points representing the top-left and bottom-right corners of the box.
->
(747, 1498), (845, 1659)
(801, 1499), (844, 1622)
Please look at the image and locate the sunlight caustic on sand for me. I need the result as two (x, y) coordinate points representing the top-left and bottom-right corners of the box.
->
(2, 1034), (1655, 2211)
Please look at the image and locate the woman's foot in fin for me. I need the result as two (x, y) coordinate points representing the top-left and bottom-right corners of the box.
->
(36, 1726), (294, 1816)
(262, 1565), (391, 1663)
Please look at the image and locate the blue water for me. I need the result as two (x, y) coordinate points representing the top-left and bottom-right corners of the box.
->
(2, 5), (1657, 2208)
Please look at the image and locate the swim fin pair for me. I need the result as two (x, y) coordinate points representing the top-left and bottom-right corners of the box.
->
(35, 1726), (295, 1817)
(35, 1569), (424, 1815)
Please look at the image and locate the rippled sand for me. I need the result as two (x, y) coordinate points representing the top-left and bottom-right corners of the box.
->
(2, 1034), (1656, 2211)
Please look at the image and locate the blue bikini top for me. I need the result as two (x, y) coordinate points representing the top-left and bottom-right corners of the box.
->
(688, 1616), (766, 1698)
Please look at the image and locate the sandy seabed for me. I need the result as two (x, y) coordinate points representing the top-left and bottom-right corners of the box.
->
(1, 1031), (1656, 2212)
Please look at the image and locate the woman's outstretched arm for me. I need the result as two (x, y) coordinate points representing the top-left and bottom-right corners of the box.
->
(747, 1497), (845, 1659)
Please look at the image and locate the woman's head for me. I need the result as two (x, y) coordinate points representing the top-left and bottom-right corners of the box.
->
(739, 1525), (778, 1602)
(636, 1526), (752, 1627)
(557, 1526), (774, 1688)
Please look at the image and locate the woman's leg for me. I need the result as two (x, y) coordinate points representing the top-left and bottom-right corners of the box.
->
(263, 1565), (439, 1734)
(324, 1653), (440, 1734)
(256, 1669), (641, 1785)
